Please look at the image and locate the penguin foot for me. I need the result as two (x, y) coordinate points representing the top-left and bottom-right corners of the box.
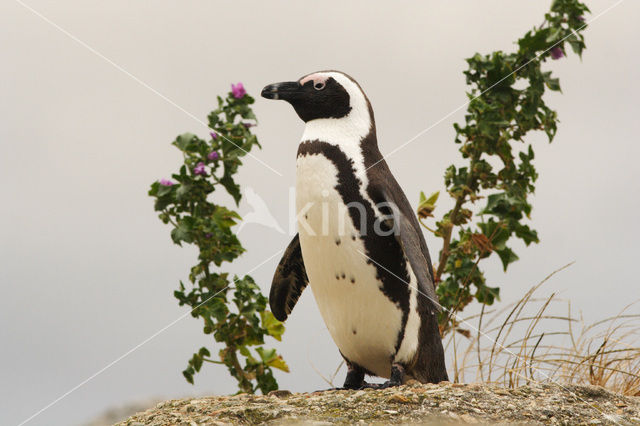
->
(357, 381), (384, 390)
(342, 364), (365, 389)
(315, 386), (346, 392)
(362, 362), (405, 389)
(357, 380), (401, 390)
(336, 363), (407, 390)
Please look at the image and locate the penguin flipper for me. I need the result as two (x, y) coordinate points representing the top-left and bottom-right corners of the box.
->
(380, 189), (441, 313)
(269, 233), (309, 321)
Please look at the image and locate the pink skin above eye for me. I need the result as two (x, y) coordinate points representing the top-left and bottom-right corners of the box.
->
(299, 73), (329, 87)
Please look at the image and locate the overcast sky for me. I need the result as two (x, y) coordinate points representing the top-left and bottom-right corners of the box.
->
(1, 1), (638, 425)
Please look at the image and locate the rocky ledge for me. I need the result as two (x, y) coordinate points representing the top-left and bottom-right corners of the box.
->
(118, 382), (640, 425)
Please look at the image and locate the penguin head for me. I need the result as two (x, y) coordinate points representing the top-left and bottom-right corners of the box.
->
(261, 71), (371, 124)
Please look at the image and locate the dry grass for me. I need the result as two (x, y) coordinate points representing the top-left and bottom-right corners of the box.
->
(444, 264), (640, 396)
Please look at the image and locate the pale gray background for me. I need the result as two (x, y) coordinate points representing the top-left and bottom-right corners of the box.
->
(1, 1), (638, 425)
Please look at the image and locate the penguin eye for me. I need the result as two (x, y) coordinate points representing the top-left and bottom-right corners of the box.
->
(314, 82), (325, 91)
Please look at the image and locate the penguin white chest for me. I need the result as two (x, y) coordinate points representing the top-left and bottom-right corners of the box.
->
(295, 153), (404, 378)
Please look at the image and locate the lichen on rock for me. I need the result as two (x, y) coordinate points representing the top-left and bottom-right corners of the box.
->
(117, 382), (640, 425)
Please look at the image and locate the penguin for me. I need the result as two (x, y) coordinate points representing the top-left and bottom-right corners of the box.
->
(262, 71), (448, 388)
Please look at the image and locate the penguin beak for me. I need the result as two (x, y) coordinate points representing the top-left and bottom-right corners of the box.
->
(261, 81), (300, 101)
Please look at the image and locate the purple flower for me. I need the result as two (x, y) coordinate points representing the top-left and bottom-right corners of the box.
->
(231, 82), (246, 99)
(209, 131), (218, 139)
(205, 233), (213, 239)
(242, 122), (254, 129)
(577, 15), (585, 22)
(193, 162), (207, 176)
(207, 151), (219, 161)
(550, 46), (564, 60)
(159, 178), (174, 186)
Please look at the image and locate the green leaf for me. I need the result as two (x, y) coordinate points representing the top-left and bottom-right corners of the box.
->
(183, 367), (194, 384)
(426, 191), (439, 205)
(543, 72), (562, 92)
(496, 247), (519, 271)
(256, 347), (277, 363)
(241, 346), (259, 365)
(157, 183), (174, 197)
(267, 355), (289, 372)
(220, 174), (241, 205)
(206, 297), (229, 322)
(518, 28), (551, 53)
(545, 27), (562, 43)
(176, 184), (190, 200)
(148, 181), (159, 196)
(192, 354), (203, 371)
(171, 220), (194, 245)
(174, 133), (197, 150)
(256, 369), (278, 394)
(212, 206), (241, 229)
(475, 284), (500, 305)
(515, 224), (539, 246)
(417, 191), (439, 218)
(261, 311), (285, 341)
